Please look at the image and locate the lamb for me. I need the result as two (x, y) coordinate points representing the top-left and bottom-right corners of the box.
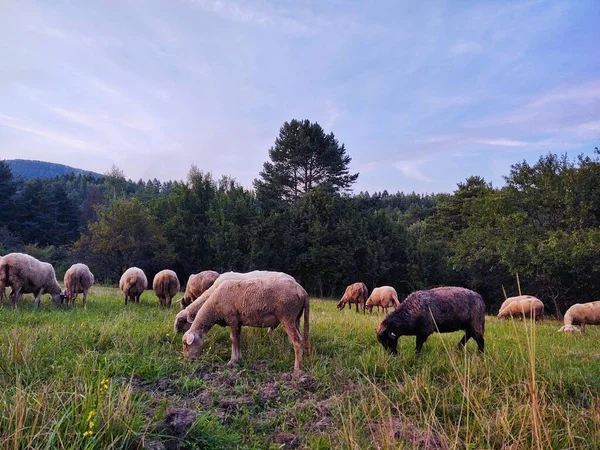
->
(558, 301), (600, 333)
(337, 282), (368, 313)
(153, 269), (181, 307)
(376, 286), (485, 354)
(0, 252), (65, 308)
(365, 286), (400, 313)
(119, 267), (148, 305)
(182, 277), (310, 372)
(174, 270), (295, 334)
(179, 270), (219, 309)
(497, 295), (544, 321)
(63, 263), (95, 307)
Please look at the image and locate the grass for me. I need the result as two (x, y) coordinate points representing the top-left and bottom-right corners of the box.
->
(1, 286), (600, 449)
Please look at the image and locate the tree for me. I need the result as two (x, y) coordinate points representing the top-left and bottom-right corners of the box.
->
(73, 197), (174, 282)
(254, 119), (358, 207)
(0, 161), (17, 228)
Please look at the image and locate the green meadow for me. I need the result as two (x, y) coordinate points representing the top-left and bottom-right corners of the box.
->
(1, 287), (599, 449)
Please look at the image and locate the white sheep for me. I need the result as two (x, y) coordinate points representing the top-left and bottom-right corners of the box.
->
(119, 267), (148, 305)
(497, 295), (544, 320)
(558, 301), (600, 333)
(64, 263), (95, 308)
(179, 270), (219, 308)
(365, 286), (400, 313)
(182, 277), (310, 372)
(153, 269), (180, 307)
(174, 270), (295, 334)
(0, 252), (65, 308)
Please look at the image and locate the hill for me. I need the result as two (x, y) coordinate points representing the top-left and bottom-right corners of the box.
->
(5, 159), (102, 180)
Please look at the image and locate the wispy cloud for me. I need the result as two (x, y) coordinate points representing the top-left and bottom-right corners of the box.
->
(393, 160), (432, 183)
(475, 138), (528, 147)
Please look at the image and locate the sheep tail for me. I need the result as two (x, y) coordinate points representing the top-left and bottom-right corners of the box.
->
(303, 295), (310, 357)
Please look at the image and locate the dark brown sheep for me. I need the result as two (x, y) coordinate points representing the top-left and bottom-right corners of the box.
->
(376, 286), (485, 354)
(337, 282), (368, 313)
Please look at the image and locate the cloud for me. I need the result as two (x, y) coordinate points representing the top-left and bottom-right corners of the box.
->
(475, 138), (528, 147)
(393, 160), (432, 183)
(450, 40), (483, 56)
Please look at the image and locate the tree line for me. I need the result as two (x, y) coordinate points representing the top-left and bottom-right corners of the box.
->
(1, 120), (599, 316)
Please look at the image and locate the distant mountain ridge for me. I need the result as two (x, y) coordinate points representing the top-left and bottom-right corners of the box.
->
(5, 159), (102, 180)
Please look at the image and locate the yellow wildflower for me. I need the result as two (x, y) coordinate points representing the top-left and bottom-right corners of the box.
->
(87, 410), (96, 421)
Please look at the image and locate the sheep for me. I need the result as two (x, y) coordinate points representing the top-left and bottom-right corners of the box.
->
(0, 252), (65, 308)
(337, 282), (368, 313)
(153, 269), (181, 307)
(376, 286), (485, 354)
(182, 277), (310, 372)
(558, 301), (600, 333)
(119, 267), (148, 305)
(174, 270), (295, 334)
(497, 295), (544, 321)
(63, 263), (95, 308)
(365, 286), (400, 313)
(179, 270), (219, 309)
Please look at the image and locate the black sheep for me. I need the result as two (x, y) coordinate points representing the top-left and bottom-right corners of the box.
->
(376, 286), (485, 354)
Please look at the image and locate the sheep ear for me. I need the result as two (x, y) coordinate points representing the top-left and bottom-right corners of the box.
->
(185, 333), (195, 345)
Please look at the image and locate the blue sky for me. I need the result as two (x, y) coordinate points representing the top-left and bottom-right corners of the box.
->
(1, 0), (599, 194)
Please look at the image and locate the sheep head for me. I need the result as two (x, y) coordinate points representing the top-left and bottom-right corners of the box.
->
(182, 331), (205, 360)
(174, 310), (193, 334)
(52, 291), (67, 306)
(376, 322), (398, 354)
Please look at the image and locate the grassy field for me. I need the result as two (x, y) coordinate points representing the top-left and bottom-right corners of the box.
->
(1, 286), (600, 449)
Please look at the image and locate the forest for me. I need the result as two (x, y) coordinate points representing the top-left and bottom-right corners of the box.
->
(1, 120), (599, 317)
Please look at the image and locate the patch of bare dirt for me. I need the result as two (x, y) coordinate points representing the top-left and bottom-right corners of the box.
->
(366, 418), (448, 450)
(271, 432), (299, 449)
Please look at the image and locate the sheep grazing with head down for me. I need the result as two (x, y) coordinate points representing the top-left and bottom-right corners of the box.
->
(153, 269), (180, 307)
(63, 263), (95, 308)
(497, 295), (544, 321)
(0, 252), (65, 308)
(337, 282), (368, 313)
(182, 277), (310, 372)
(179, 270), (219, 309)
(377, 286), (485, 354)
(174, 270), (295, 334)
(558, 301), (600, 333)
(119, 267), (148, 305)
(365, 286), (400, 313)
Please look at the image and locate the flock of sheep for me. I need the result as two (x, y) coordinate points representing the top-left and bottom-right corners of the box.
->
(0, 251), (599, 372)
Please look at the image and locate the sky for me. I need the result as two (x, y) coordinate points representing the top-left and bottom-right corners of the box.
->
(1, 0), (599, 194)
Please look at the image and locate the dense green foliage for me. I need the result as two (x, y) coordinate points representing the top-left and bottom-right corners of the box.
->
(1, 289), (599, 449)
(1, 122), (599, 316)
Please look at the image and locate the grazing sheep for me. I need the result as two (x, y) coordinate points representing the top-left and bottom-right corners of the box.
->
(153, 269), (181, 307)
(174, 270), (295, 334)
(558, 301), (600, 333)
(376, 286), (485, 354)
(366, 286), (400, 313)
(182, 277), (310, 372)
(337, 282), (368, 313)
(63, 263), (95, 308)
(0, 252), (65, 308)
(119, 267), (148, 305)
(497, 295), (544, 320)
(179, 270), (219, 309)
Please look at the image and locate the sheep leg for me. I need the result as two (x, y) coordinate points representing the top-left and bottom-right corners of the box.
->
(473, 333), (485, 353)
(581, 323), (586, 333)
(83, 290), (88, 308)
(124, 293), (128, 305)
(355, 301), (358, 313)
(11, 287), (22, 309)
(228, 323), (242, 366)
(282, 320), (303, 372)
(415, 334), (428, 353)
(457, 331), (471, 349)
(34, 288), (45, 307)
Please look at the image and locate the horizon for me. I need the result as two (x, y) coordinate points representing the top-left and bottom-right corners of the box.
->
(1, 1), (599, 194)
